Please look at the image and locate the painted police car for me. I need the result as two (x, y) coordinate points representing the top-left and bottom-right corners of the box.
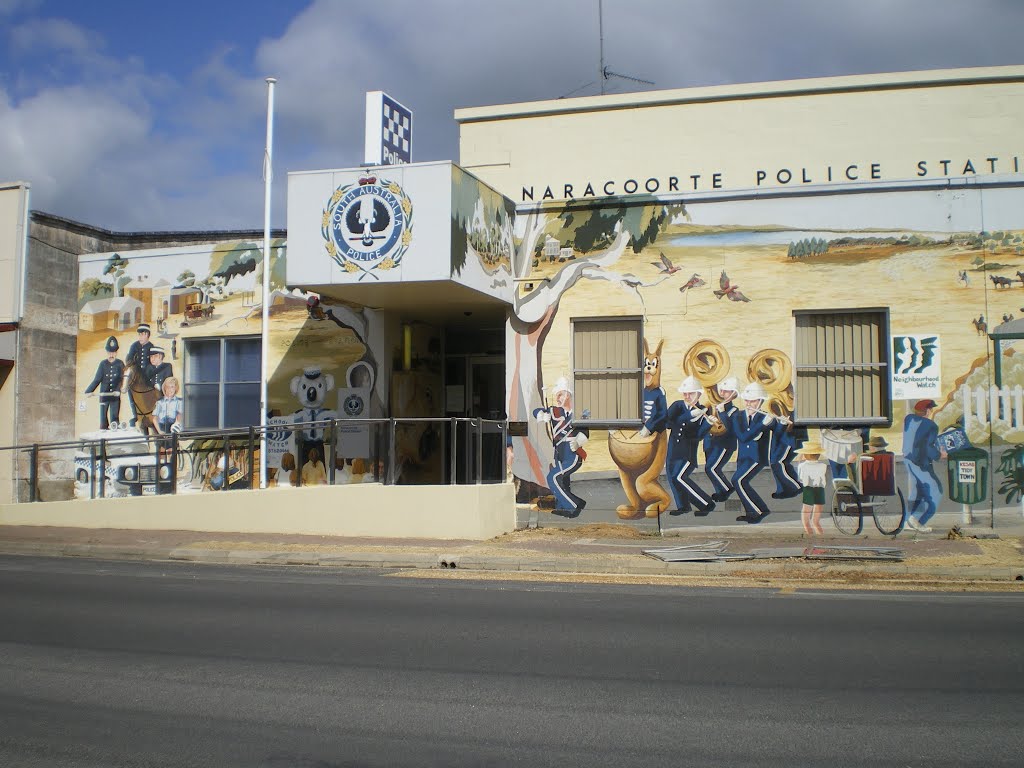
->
(73, 427), (177, 497)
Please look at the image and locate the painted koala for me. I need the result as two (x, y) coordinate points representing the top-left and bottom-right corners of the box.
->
(290, 366), (338, 444)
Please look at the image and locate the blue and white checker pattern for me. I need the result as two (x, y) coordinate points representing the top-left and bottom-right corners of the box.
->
(381, 95), (412, 163)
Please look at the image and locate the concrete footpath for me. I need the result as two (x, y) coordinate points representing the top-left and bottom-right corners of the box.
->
(1, 509), (1023, 589)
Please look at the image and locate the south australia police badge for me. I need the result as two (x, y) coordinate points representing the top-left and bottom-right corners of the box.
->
(322, 175), (413, 279)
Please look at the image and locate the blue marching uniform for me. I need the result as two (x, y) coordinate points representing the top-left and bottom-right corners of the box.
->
(665, 400), (715, 515)
(769, 418), (802, 499)
(534, 405), (589, 516)
(642, 386), (667, 434)
(704, 398), (738, 501)
(730, 409), (773, 521)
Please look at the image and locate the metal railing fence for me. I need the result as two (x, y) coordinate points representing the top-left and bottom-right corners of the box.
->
(0, 417), (508, 502)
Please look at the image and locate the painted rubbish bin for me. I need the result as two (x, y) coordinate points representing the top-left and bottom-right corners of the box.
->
(946, 447), (989, 505)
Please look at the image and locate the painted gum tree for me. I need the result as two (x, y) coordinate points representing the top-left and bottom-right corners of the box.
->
(507, 198), (688, 486)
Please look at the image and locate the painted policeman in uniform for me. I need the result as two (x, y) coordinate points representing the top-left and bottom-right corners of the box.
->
(533, 377), (589, 517)
(84, 335), (125, 430)
(704, 376), (739, 502)
(123, 323), (153, 426)
(663, 376), (716, 516)
(143, 346), (174, 392)
(729, 382), (774, 524)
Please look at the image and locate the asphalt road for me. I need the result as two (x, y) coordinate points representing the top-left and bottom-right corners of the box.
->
(0, 556), (1021, 767)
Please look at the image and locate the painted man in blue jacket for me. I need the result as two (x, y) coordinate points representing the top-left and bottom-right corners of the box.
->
(534, 377), (589, 518)
(902, 398), (946, 532)
(730, 382), (774, 524)
(704, 376), (739, 502)
(660, 376), (715, 516)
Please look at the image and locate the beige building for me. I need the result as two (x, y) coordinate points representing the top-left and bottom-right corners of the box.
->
(455, 65), (1024, 524)
(457, 65), (1024, 205)
(0, 182), (30, 503)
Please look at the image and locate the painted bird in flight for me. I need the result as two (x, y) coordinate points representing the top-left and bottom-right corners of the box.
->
(713, 270), (751, 302)
(679, 273), (706, 291)
(651, 252), (681, 275)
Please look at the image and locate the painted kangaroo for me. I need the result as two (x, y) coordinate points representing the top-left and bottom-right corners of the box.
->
(607, 339), (672, 519)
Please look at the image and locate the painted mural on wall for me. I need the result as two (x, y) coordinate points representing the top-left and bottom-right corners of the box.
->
(74, 239), (407, 498)
(507, 188), (1023, 525)
(451, 165), (514, 283)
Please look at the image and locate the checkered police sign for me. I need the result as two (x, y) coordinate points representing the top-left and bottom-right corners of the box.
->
(364, 91), (412, 166)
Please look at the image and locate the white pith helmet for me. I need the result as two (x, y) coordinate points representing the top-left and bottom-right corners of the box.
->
(740, 382), (769, 402)
(717, 376), (739, 395)
(677, 375), (704, 394)
(550, 376), (572, 396)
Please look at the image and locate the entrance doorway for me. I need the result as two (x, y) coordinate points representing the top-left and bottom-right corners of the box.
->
(444, 353), (505, 483)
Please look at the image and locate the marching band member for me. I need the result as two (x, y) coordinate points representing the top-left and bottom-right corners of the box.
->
(704, 376), (739, 501)
(533, 377), (589, 518)
(729, 382), (774, 524)
(663, 376), (716, 516)
(769, 408), (803, 500)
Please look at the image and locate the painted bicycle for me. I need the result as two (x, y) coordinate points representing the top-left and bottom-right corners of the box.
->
(831, 452), (906, 535)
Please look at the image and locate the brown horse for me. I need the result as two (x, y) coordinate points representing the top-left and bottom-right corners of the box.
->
(124, 362), (160, 434)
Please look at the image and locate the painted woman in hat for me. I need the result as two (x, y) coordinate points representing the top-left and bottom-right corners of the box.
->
(143, 345), (174, 392)
(860, 435), (895, 496)
(84, 335), (125, 430)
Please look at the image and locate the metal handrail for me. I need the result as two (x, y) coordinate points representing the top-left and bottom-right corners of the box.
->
(3, 416), (509, 501)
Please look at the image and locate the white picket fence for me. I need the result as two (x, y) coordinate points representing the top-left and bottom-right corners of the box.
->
(960, 383), (1024, 432)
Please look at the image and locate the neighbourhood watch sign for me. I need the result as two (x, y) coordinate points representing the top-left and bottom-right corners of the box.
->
(891, 334), (941, 399)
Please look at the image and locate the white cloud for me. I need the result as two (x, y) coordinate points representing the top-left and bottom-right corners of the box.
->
(8, 16), (99, 56)
(1, 0), (1023, 231)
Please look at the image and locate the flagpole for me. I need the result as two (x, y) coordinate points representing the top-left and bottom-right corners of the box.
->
(259, 76), (276, 489)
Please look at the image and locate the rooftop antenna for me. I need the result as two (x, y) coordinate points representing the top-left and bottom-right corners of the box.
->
(599, 0), (654, 93)
(564, 1), (654, 98)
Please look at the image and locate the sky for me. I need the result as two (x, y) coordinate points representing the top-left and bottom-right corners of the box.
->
(1, 0), (1022, 232)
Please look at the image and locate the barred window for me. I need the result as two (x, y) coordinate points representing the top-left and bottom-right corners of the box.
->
(572, 317), (642, 425)
(794, 309), (890, 425)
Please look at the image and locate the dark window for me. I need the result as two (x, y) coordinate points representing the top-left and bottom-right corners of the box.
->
(184, 336), (261, 429)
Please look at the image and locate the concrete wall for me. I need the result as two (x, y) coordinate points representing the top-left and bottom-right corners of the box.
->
(15, 216), (89, 501)
(0, 482), (516, 540)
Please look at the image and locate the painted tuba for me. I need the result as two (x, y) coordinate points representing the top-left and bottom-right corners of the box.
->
(683, 339), (730, 435)
(746, 348), (795, 418)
